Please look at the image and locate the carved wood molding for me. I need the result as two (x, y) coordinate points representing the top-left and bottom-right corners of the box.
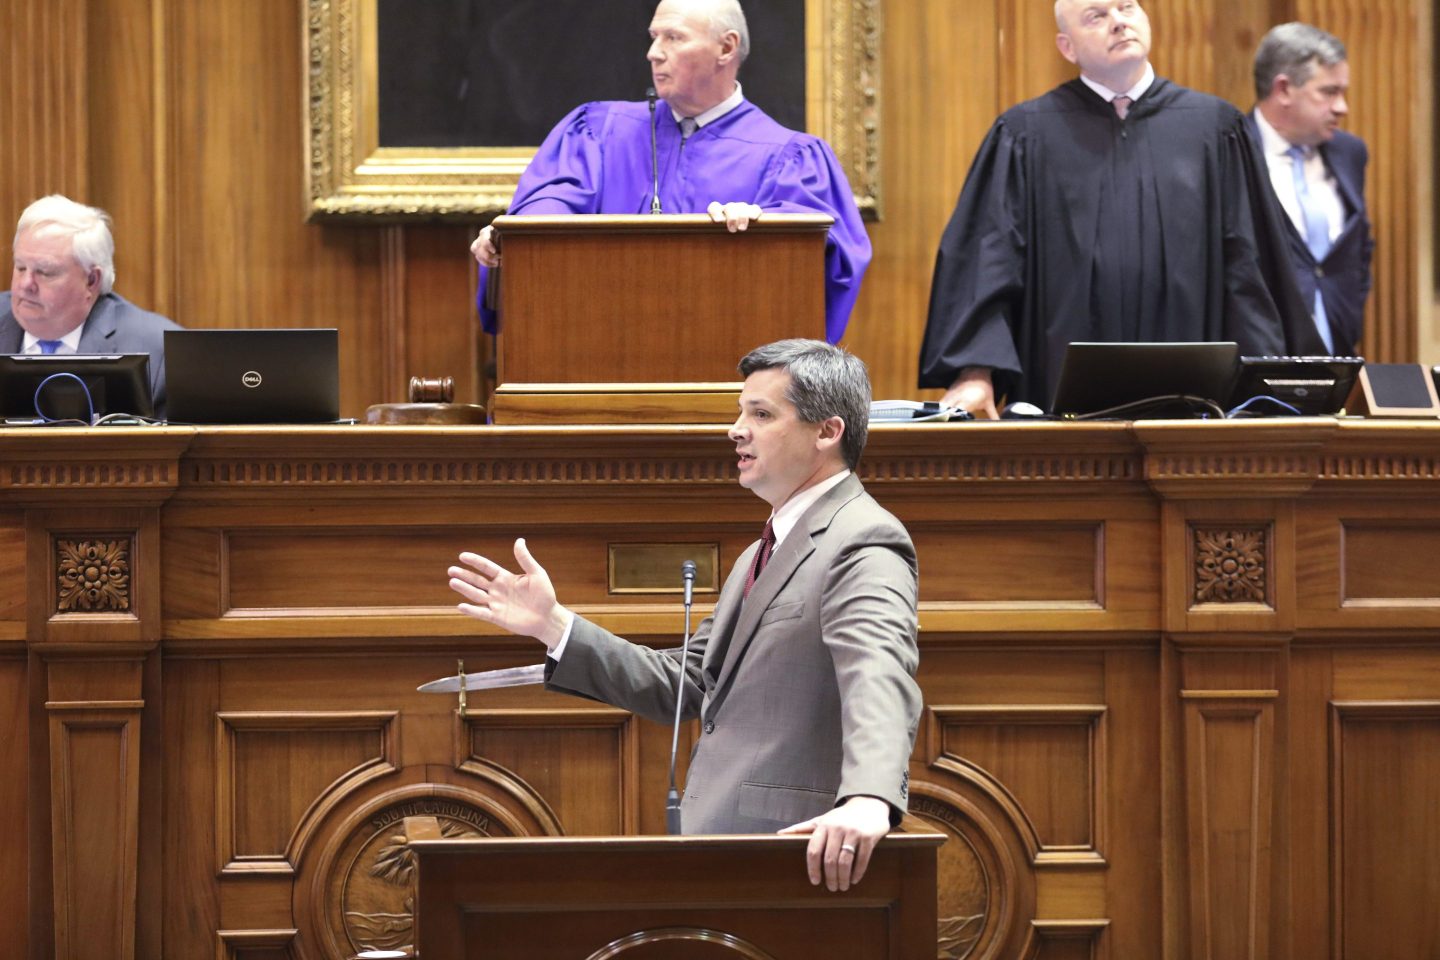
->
(584, 927), (779, 960)
(55, 538), (133, 613)
(215, 711), (399, 876)
(927, 705), (1108, 864)
(1192, 526), (1271, 607)
(216, 928), (297, 960)
(1181, 700), (1276, 960)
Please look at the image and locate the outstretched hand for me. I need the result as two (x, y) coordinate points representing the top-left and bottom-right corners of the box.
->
(778, 795), (891, 892)
(448, 538), (570, 650)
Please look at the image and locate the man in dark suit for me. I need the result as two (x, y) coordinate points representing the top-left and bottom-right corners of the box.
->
(2, 194), (181, 416)
(1247, 22), (1372, 355)
(448, 339), (922, 892)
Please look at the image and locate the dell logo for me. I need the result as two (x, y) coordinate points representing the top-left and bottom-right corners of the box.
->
(241, 371), (263, 388)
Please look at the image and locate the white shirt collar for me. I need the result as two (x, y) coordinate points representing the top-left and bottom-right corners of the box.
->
(1253, 105), (1304, 159)
(671, 82), (744, 128)
(22, 320), (86, 355)
(1079, 62), (1155, 104)
(768, 469), (851, 549)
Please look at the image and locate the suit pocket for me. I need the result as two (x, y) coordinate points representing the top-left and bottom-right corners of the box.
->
(737, 780), (834, 824)
(758, 599), (805, 626)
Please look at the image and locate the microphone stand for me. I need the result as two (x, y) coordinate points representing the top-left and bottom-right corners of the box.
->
(647, 86), (663, 214)
(665, 560), (696, 834)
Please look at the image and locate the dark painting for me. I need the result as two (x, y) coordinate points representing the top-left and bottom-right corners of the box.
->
(377, 0), (807, 148)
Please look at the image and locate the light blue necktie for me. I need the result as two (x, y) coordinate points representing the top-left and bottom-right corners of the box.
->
(36, 339), (64, 354)
(1286, 145), (1335, 354)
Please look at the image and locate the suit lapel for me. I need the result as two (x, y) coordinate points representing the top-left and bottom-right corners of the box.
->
(707, 476), (862, 703)
(0, 313), (22, 353)
(77, 296), (119, 354)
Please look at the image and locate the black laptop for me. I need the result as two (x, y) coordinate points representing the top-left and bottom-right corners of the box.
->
(1049, 342), (1241, 417)
(164, 329), (339, 424)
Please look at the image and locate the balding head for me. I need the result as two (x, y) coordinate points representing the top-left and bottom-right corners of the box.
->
(648, 0), (748, 116)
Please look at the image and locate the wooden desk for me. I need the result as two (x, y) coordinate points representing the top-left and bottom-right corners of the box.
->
(2, 419), (1439, 959)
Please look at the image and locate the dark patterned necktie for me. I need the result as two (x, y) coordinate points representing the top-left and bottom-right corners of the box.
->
(743, 519), (776, 599)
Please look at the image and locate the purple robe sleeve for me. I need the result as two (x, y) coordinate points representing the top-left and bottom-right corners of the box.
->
(754, 138), (872, 343)
(478, 104), (608, 333)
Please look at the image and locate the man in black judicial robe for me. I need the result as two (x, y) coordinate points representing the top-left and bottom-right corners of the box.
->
(918, 0), (1319, 416)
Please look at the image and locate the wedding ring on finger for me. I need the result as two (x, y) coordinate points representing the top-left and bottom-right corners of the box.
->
(840, 843), (856, 855)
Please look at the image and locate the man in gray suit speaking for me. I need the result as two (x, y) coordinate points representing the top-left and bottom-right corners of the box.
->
(1, 194), (181, 415)
(448, 339), (922, 892)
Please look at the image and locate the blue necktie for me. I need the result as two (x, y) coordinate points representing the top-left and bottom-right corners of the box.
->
(1286, 145), (1335, 354)
(36, 339), (64, 354)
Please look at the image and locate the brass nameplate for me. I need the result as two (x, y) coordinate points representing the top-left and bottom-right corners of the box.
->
(609, 543), (720, 594)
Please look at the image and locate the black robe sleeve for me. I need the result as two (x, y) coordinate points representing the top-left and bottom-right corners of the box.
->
(917, 119), (1029, 398)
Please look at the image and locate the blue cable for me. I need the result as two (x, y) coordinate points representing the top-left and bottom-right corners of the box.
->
(1226, 395), (1304, 418)
(33, 372), (96, 424)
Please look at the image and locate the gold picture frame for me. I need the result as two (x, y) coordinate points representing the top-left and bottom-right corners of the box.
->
(303, 0), (881, 220)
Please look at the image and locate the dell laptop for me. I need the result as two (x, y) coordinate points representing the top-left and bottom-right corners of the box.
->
(164, 329), (339, 424)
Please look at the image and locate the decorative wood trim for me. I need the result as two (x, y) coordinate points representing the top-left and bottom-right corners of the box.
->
(47, 702), (142, 960)
(215, 711), (398, 876)
(1327, 700), (1440, 960)
(1181, 699), (1275, 960)
(456, 707), (630, 835)
(1191, 526), (1271, 608)
(1030, 918), (1109, 958)
(215, 928), (296, 960)
(929, 705), (1108, 864)
(54, 538), (133, 614)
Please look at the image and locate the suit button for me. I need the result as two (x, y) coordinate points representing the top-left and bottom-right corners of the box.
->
(1315, 266), (1325, 278)
(703, 720), (715, 734)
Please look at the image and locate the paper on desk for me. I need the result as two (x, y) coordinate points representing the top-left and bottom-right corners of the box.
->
(417, 663), (546, 693)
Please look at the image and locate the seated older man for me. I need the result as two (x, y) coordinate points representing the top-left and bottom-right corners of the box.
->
(1, 194), (181, 417)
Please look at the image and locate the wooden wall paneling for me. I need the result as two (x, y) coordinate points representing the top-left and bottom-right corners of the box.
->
(1285, 646), (1333, 960)
(0, 0), (88, 230)
(214, 711), (397, 875)
(1298, 0), (1420, 363)
(1329, 700), (1440, 958)
(164, 0), (388, 419)
(1101, 648), (1162, 959)
(0, 655), (30, 955)
(846, 0), (1003, 402)
(400, 225), (487, 406)
(46, 700), (143, 960)
(162, 659), (221, 960)
(86, 0), (162, 315)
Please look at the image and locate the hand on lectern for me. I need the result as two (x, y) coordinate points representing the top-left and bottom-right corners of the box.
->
(707, 201), (763, 233)
(470, 225), (500, 267)
(778, 794), (890, 893)
(941, 366), (998, 420)
(449, 539), (571, 651)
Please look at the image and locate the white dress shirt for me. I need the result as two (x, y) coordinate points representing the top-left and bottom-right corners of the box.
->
(1079, 62), (1156, 106)
(671, 82), (745, 129)
(21, 323), (86, 355)
(1253, 107), (1345, 245)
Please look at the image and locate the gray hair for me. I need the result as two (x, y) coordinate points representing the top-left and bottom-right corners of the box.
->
(15, 194), (116, 294)
(739, 338), (871, 470)
(705, 0), (750, 63)
(1254, 22), (1347, 101)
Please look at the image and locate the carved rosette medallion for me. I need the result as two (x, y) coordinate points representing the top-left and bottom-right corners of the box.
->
(55, 538), (131, 612)
(1193, 527), (1268, 604)
(327, 798), (505, 957)
(910, 796), (990, 960)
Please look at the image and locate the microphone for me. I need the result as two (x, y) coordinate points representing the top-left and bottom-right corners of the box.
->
(647, 86), (663, 215)
(665, 559), (698, 834)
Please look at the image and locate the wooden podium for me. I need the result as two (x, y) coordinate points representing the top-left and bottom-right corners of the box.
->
(488, 214), (831, 425)
(404, 819), (943, 959)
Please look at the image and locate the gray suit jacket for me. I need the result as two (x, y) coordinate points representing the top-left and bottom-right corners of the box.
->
(0, 291), (182, 416)
(548, 474), (922, 834)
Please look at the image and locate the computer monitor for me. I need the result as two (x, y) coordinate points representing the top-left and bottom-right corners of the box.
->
(0, 354), (153, 422)
(1231, 356), (1364, 415)
(164, 329), (339, 424)
(1049, 342), (1240, 417)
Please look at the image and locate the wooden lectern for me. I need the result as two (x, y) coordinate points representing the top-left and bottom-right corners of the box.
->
(488, 214), (832, 425)
(403, 818), (943, 959)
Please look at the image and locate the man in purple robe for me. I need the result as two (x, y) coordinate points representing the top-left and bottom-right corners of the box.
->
(470, 0), (871, 343)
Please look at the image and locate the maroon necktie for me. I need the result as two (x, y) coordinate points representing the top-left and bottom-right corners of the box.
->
(743, 520), (776, 599)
